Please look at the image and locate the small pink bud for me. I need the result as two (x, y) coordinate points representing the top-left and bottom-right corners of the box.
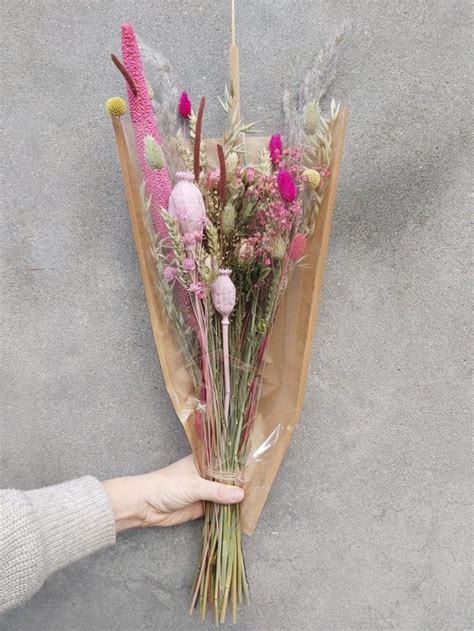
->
(182, 258), (195, 272)
(207, 169), (220, 191)
(178, 91), (192, 118)
(243, 167), (255, 185)
(163, 266), (178, 281)
(211, 270), (236, 322)
(183, 232), (196, 246)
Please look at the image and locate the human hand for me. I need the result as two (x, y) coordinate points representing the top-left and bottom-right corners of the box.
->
(102, 455), (244, 532)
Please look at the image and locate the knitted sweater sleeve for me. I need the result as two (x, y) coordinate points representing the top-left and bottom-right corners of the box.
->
(0, 477), (116, 612)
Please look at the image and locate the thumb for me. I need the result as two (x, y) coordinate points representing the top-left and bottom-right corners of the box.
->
(195, 478), (244, 504)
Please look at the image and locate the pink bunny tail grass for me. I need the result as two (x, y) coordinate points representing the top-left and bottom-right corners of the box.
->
(121, 23), (172, 225)
(288, 233), (306, 261)
(178, 91), (192, 118)
(277, 168), (297, 203)
(269, 133), (283, 163)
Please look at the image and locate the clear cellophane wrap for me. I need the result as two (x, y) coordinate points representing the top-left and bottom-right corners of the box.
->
(111, 108), (348, 535)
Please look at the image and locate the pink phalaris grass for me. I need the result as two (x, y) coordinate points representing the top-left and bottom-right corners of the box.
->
(269, 133), (283, 164)
(178, 91), (192, 118)
(277, 169), (297, 203)
(289, 233), (306, 261)
(121, 23), (171, 238)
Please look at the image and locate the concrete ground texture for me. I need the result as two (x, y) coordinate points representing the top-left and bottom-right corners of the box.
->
(1, 1), (471, 629)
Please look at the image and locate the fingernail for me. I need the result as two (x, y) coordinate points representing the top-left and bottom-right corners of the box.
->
(230, 488), (244, 501)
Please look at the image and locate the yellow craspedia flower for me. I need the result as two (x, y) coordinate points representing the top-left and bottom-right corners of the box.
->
(303, 168), (321, 190)
(105, 96), (127, 117)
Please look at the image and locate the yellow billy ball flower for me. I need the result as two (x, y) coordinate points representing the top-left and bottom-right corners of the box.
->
(105, 96), (127, 117)
(303, 168), (321, 190)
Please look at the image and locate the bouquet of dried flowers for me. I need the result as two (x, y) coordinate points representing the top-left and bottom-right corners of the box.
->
(107, 6), (346, 623)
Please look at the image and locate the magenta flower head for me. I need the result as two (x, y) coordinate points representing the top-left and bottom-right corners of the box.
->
(289, 233), (306, 261)
(269, 134), (283, 164)
(178, 91), (192, 118)
(277, 169), (297, 203)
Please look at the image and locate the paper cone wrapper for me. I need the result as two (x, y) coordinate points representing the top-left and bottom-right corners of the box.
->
(111, 108), (348, 534)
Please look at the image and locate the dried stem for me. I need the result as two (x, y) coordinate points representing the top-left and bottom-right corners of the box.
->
(217, 144), (227, 205)
(193, 97), (206, 182)
(110, 53), (137, 96)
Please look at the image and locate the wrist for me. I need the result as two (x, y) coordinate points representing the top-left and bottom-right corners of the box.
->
(102, 476), (146, 533)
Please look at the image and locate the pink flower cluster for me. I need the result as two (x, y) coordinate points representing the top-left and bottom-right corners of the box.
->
(248, 168), (302, 235)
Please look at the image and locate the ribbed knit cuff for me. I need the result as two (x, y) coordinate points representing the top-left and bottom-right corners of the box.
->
(25, 477), (116, 578)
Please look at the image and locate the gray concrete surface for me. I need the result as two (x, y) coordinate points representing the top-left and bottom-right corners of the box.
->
(1, 1), (472, 629)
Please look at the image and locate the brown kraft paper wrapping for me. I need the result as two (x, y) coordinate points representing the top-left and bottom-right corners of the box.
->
(111, 107), (349, 535)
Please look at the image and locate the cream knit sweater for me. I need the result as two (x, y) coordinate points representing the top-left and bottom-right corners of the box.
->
(0, 477), (116, 611)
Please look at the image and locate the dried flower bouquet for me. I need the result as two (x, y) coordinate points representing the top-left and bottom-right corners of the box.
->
(107, 5), (347, 623)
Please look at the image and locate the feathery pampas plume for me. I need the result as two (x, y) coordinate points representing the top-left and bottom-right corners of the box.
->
(282, 24), (346, 145)
(137, 37), (183, 176)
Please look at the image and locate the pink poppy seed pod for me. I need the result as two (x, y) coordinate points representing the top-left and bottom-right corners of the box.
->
(211, 269), (236, 421)
(211, 269), (236, 324)
(168, 171), (206, 236)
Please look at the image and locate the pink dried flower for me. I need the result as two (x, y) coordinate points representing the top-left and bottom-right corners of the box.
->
(163, 266), (178, 282)
(189, 282), (206, 299)
(183, 258), (195, 272)
(178, 91), (192, 118)
(269, 134), (283, 164)
(277, 169), (297, 203)
(183, 232), (196, 247)
(121, 24), (171, 237)
(207, 169), (220, 191)
(289, 234), (306, 261)
(243, 167), (255, 185)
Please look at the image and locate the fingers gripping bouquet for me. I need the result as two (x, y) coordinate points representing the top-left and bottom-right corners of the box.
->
(107, 10), (347, 624)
